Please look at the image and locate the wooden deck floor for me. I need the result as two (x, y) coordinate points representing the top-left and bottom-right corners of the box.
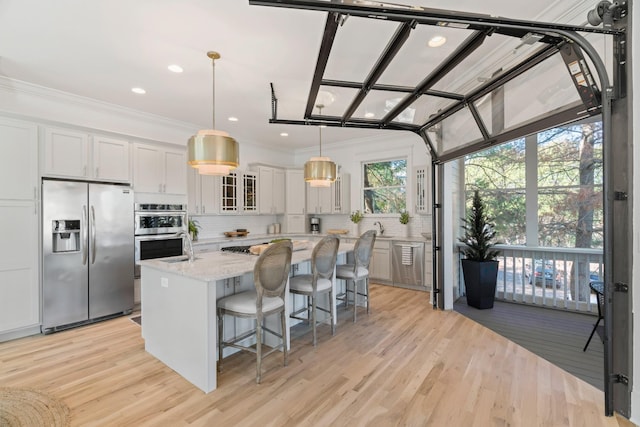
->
(454, 296), (605, 391)
(0, 285), (634, 426)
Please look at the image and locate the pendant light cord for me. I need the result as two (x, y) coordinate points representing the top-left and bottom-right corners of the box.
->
(317, 104), (323, 156)
(211, 56), (216, 129)
(207, 51), (221, 130)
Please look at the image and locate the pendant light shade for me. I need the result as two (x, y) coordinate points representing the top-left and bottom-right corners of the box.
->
(188, 51), (239, 176)
(304, 105), (336, 187)
(304, 157), (336, 187)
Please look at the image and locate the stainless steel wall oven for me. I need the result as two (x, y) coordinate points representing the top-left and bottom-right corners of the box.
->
(134, 203), (187, 277)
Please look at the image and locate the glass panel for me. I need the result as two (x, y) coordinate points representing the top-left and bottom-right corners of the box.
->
(439, 106), (484, 154)
(474, 91), (502, 136)
(324, 16), (399, 83)
(432, 34), (541, 95)
(537, 122), (603, 248)
(363, 188), (407, 214)
(503, 53), (581, 130)
(377, 25), (475, 87)
(352, 90), (401, 121)
(314, 85), (359, 117)
(464, 139), (527, 245)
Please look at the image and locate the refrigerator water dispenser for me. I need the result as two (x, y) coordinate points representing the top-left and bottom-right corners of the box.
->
(52, 219), (80, 253)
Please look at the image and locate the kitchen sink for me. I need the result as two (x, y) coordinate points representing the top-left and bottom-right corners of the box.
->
(376, 235), (394, 239)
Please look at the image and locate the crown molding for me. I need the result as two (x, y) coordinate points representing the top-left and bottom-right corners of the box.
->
(0, 76), (200, 133)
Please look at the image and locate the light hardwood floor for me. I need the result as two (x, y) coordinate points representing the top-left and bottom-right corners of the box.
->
(0, 284), (635, 426)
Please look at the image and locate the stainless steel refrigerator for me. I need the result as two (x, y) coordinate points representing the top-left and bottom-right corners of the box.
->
(42, 179), (134, 332)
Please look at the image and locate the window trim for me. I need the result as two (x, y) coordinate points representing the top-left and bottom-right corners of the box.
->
(361, 156), (409, 215)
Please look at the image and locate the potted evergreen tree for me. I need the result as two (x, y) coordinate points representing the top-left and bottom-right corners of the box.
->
(459, 190), (500, 309)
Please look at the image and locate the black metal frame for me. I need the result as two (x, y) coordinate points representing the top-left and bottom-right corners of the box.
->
(251, 0), (630, 417)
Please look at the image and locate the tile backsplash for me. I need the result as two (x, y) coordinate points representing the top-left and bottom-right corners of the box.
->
(192, 213), (432, 240)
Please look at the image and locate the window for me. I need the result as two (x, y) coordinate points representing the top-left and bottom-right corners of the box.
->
(465, 139), (526, 245)
(464, 120), (603, 249)
(363, 159), (407, 214)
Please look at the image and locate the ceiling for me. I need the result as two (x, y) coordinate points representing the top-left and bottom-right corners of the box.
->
(0, 0), (594, 150)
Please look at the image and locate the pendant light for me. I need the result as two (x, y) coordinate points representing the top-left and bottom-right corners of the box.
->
(188, 51), (239, 176)
(304, 104), (336, 187)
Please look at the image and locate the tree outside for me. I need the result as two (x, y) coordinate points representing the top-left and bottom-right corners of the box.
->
(363, 159), (407, 214)
(464, 120), (603, 301)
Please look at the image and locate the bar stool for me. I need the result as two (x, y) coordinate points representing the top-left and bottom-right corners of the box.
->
(217, 240), (292, 384)
(336, 230), (376, 322)
(289, 235), (340, 346)
(583, 281), (605, 351)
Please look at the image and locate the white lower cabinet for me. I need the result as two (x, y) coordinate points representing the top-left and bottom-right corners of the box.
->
(369, 240), (391, 282)
(0, 203), (39, 340)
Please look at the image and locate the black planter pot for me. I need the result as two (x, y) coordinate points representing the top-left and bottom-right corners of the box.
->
(461, 259), (499, 309)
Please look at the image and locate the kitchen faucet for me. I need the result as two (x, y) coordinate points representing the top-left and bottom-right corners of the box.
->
(373, 221), (385, 236)
(178, 231), (195, 262)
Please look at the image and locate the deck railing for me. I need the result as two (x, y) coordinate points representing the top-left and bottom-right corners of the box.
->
(457, 244), (603, 314)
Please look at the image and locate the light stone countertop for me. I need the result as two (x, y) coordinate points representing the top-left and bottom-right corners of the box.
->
(192, 232), (431, 247)
(140, 241), (355, 283)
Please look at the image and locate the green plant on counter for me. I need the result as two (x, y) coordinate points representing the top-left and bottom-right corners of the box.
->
(350, 210), (363, 224)
(399, 211), (410, 225)
(188, 219), (201, 240)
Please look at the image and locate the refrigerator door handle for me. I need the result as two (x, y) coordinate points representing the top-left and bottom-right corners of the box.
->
(82, 205), (88, 265)
(91, 205), (97, 264)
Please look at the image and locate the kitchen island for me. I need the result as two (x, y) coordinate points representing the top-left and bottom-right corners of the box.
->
(140, 241), (353, 393)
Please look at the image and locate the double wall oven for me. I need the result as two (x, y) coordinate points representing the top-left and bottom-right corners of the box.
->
(134, 203), (187, 277)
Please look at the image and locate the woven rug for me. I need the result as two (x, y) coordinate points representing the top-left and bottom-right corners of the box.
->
(0, 387), (70, 427)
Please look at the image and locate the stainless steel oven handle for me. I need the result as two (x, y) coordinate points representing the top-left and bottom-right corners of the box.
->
(91, 205), (97, 265)
(82, 205), (88, 265)
(135, 233), (184, 241)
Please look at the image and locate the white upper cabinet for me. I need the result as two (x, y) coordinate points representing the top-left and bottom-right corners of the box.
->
(285, 169), (305, 215)
(306, 172), (350, 215)
(164, 149), (187, 194)
(43, 127), (131, 182)
(0, 118), (37, 201)
(133, 143), (186, 195)
(188, 166), (219, 215)
(43, 127), (89, 178)
(306, 184), (332, 215)
(220, 172), (239, 213)
(255, 165), (285, 214)
(92, 136), (130, 182)
(242, 171), (258, 214)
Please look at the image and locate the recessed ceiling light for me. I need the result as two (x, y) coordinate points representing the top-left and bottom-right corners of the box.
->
(280, 132), (289, 137)
(364, 112), (375, 119)
(428, 35), (447, 47)
(131, 87), (146, 94)
(228, 117), (238, 122)
(168, 64), (183, 73)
